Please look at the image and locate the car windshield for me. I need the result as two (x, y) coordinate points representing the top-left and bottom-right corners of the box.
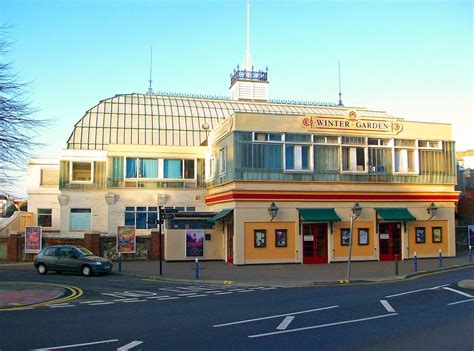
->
(75, 246), (94, 256)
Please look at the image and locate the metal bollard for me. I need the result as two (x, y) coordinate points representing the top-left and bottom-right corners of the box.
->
(438, 249), (442, 268)
(469, 246), (472, 262)
(414, 252), (418, 272)
(195, 257), (199, 280)
(395, 255), (399, 276)
(118, 253), (122, 273)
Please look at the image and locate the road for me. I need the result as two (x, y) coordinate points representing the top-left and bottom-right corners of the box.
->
(0, 266), (473, 351)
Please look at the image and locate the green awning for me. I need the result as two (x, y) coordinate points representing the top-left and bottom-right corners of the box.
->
(207, 209), (233, 223)
(298, 208), (341, 222)
(375, 208), (416, 221)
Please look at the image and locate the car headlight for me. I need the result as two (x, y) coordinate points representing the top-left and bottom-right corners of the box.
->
(93, 261), (102, 265)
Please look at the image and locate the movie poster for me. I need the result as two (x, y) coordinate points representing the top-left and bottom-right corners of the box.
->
(117, 226), (136, 253)
(25, 226), (42, 253)
(185, 229), (204, 257)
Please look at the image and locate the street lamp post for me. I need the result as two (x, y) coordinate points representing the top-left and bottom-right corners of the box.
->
(346, 202), (362, 282)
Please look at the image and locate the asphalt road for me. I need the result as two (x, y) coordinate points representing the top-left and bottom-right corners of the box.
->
(0, 266), (473, 351)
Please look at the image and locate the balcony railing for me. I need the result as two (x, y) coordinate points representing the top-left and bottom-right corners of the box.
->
(230, 66), (268, 85)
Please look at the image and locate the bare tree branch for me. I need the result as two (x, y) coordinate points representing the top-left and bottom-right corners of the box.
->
(0, 26), (51, 192)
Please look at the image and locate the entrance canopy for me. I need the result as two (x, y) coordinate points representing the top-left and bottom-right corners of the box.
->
(207, 208), (233, 223)
(298, 208), (341, 222)
(375, 208), (416, 221)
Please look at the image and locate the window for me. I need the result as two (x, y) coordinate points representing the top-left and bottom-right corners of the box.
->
(254, 132), (282, 142)
(43, 247), (58, 257)
(70, 162), (93, 182)
(342, 147), (366, 172)
(285, 133), (311, 143)
(40, 169), (59, 186)
(285, 145), (311, 171)
(70, 209), (91, 230)
(368, 148), (391, 173)
(184, 160), (195, 179)
(394, 148), (417, 173)
(275, 229), (287, 247)
(138, 158), (158, 178)
(418, 140), (441, 150)
(164, 159), (182, 178)
(368, 138), (392, 146)
(38, 209), (52, 227)
(219, 148), (226, 174)
(167, 219), (214, 229)
(340, 228), (350, 246)
(415, 227), (426, 243)
(432, 227), (442, 243)
(314, 135), (339, 144)
(125, 206), (158, 229)
(254, 230), (266, 248)
(358, 228), (369, 245)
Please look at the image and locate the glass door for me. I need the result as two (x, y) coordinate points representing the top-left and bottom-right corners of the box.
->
(379, 222), (401, 261)
(302, 223), (328, 264)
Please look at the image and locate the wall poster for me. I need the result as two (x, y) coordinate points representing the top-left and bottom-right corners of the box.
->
(186, 229), (204, 257)
(117, 226), (136, 253)
(25, 226), (42, 253)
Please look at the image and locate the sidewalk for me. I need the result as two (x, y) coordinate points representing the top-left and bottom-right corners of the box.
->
(117, 251), (474, 286)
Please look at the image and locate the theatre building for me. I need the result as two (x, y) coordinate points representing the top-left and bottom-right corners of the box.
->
(27, 66), (458, 265)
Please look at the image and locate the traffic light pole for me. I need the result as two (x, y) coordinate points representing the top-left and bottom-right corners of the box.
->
(159, 205), (163, 276)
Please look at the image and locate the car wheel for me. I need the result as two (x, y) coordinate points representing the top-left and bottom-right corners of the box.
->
(37, 263), (48, 275)
(81, 265), (92, 277)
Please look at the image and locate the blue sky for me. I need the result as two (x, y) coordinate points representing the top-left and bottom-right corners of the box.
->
(1, 0), (473, 197)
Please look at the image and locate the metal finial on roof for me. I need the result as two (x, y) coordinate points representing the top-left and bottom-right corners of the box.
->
(147, 46), (154, 94)
(338, 61), (344, 106)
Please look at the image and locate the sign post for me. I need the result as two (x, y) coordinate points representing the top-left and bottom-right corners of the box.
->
(116, 226), (136, 272)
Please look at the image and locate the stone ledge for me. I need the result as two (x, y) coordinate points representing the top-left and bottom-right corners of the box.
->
(458, 280), (474, 290)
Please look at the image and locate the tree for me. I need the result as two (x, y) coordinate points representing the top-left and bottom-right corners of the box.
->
(5, 203), (18, 218)
(0, 27), (49, 191)
(19, 201), (27, 211)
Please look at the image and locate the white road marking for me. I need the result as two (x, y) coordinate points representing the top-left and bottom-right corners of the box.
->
(380, 300), (396, 313)
(213, 305), (339, 328)
(248, 313), (398, 338)
(89, 302), (115, 306)
(202, 290), (222, 294)
(113, 298), (139, 302)
(79, 300), (104, 304)
(117, 340), (143, 351)
(48, 305), (74, 308)
(215, 292), (233, 295)
(237, 290), (254, 293)
(147, 296), (170, 299)
(187, 294), (207, 298)
(276, 316), (295, 330)
(155, 297), (180, 301)
(260, 287), (277, 290)
(121, 299), (146, 303)
(386, 284), (450, 298)
(442, 287), (473, 298)
(447, 298), (474, 306)
(178, 293), (198, 296)
(32, 339), (119, 350)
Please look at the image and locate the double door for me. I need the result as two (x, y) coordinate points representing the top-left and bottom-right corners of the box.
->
(302, 223), (328, 264)
(379, 222), (401, 261)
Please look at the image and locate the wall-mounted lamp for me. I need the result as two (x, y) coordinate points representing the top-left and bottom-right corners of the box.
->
(268, 202), (279, 221)
(427, 202), (438, 220)
(351, 202), (362, 220)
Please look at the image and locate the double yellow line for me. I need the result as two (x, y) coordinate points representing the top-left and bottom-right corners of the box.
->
(0, 282), (83, 312)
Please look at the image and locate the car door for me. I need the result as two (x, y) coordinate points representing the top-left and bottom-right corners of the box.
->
(41, 247), (59, 269)
(57, 247), (80, 272)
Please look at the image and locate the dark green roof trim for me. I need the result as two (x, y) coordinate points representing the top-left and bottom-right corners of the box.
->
(207, 208), (233, 223)
(298, 208), (341, 222)
(375, 208), (416, 221)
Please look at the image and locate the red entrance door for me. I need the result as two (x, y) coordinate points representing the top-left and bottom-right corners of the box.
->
(226, 223), (233, 264)
(379, 222), (401, 261)
(302, 223), (328, 264)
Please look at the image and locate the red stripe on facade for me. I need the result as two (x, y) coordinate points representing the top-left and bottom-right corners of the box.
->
(205, 192), (459, 204)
